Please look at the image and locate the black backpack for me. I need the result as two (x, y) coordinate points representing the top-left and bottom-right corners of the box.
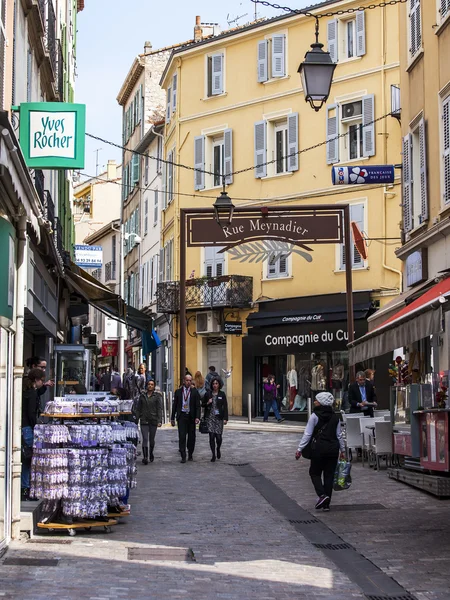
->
(302, 414), (339, 459)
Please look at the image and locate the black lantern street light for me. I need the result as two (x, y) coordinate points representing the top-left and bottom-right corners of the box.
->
(298, 19), (336, 112)
(213, 186), (235, 228)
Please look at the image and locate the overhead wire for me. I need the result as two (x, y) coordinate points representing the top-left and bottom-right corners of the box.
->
(250, 0), (408, 19)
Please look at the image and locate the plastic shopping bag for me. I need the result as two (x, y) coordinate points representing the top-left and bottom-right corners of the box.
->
(333, 459), (352, 491)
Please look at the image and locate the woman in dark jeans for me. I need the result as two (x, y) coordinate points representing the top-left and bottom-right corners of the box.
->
(136, 379), (163, 464)
(21, 368), (46, 499)
(263, 375), (284, 423)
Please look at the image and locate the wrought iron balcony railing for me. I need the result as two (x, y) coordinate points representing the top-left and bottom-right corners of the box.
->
(45, 0), (57, 76)
(56, 39), (64, 99)
(37, 0), (46, 28)
(91, 268), (102, 282)
(54, 216), (63, 255)
(105, 261), (117, 283)
(156, 275), (253, 314)
(34, 169), (45, 205)
(43, 190), (55, 227)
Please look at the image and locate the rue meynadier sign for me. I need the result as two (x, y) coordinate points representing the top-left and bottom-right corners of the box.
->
(186, 209), (343, 247)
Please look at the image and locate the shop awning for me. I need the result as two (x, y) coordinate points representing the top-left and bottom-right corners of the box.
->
(348, 277), (450, 365)
(247, 301), (372, 329)
(65, 262), (153, 333)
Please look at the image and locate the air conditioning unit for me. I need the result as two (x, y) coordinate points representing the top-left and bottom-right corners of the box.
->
(196, 311), (221, 334)
(341, 101), (362, 120)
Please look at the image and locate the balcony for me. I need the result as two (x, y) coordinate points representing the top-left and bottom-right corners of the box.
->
(43, 190), (55, 227)
(56, 39), (64, 100)
(105, 261), (117, 283)
(34, 169), (45, 205)
(91, 268), (102, 282)
(53, 216), (63, 255)
(156, 275), (253, 314)
(45, 0), (57, 76)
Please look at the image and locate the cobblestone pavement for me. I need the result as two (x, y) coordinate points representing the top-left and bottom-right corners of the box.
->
(1, 427), (449, 599)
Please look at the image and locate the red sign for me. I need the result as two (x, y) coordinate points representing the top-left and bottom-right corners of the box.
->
(101, 340), (118, 357)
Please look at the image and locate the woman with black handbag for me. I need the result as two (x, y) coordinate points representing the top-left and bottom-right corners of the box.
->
(202, 377), (228, 462)
(295, 392), (345, 511)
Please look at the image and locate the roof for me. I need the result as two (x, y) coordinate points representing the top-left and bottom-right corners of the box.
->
(117, 57), (145, 106)
(134, 122), (164, 155)
(84, 220), (120, 245)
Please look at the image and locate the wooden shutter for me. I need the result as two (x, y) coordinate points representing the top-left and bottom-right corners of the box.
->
(326, 105), (339, 164)
(194, 135), (205, 190)
(172, 73), (177, 113)
(327, 20), (338, 63)
(152, 255), (158, 299)
(211, 54), (224, 96)
(166, 86), (171, 122)
(271, 35), (285, 78)
(287, 113), (299, 172)
(154, 189), (159, 224)
(356, 11), (366, 57)
(159, 248), (165, 282)
(443, 97), (450, 204)
(161, 162), (167, 209)
(410, 0), (421, 57)
(254, 121), (267, 178)
(224, 129), (233, 184)
(144, 198), (148, 235)
(279, 254), (288, 275)
(168, 149), (174, 203)
(403, 134), (413, 232)
(257, 40), (268, 83)
(139, 265), (143, 308)
(204, 246), (225, 277)
(362, 94), (375, 157)
(442, 0), (450, 20)
(132, 153), (139, 184)
(135, 91), (140, 125)
(351, 204), (364, 266)
(268, 255), (277, 277)
(418, 118), (428, 222)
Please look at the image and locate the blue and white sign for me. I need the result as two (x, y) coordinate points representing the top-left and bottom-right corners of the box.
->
(74, 245), (103, 268)
(332, 165), (395, 185)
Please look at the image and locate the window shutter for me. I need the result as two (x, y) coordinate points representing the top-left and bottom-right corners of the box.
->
(162, 162), (167, 209)
(204, 246), (225, 277)
(327, 20), (338, 63)
(124, 280), (128, 305)
(165, 242), (171, 282)
(271, 35), (285, 78)
(287, 113), (299, 172)
(326, 105), (339, 164)
(144, 198), (148, 235)
(211, 53), (224, 95)
(356, 10), (366, 57)
(132, 153), (139, 184)
(168, 150), (174, 203)
(224, 128), (233, 184)
(154, 189), (159, 224)
(443, 98), (450, 204)
(257, 40), (268, 83)
(194, 135), (206, 190)
(153, 255), (158, 298)
(254, 120), (267, 178)
(351, 204), (364, 266)
(442, 0), (450, 20)
(268, 255), (277, 277)
(418, 117), (428, 223)
(362, 94), (375, 157)
(279, 254), (288, 275)
(172, 73), (177, 113)
(144, 155), (149, 185)
(159, 248), (165, 282)
(410, 0), (421, 56)
(403, 134), (413, 232)
(139, 265), (143, 308)
(135, 91), (140, 126)
(166, 86), (172, 122)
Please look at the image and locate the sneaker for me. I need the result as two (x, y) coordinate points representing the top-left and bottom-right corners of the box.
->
(315, 495), (330, 510)
(277, 418), (285, 423)
(188, 455), (193, 461)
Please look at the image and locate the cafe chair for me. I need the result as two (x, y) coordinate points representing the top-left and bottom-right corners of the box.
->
(345, 416), (365, 465)
(369, 420), (393, 470)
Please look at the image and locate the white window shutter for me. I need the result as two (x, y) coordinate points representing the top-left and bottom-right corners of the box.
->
(271, 35), (285, 78)
(327, 20), (338, 63)
(326, 105), (339, 164)
(268, 255), (277, 277)
(356, 10), (366, 57)
(351, 204), (364, 266)
(410, 0), (421, 56)
(418, 117), (428, 223)
(287, 113), (299, 172)
(362, 94), (375, 157)
(279, 254), (288, 275)
(194, 136), (205, 190)
(152, 255), (157, 298)
(442, 0), (450, 20)
(403, 134), (413, 232)
(166, 86), (171, 122)
(443, 97), (450, 204)
(211, 54), (224, 95)
(254, 120), (267, 178)
(154, 189), (159, 224)
(161, 162), (167, 209)
(167, 150), (173, 203)
(159, 248), (165, 283)
(172, 73), (177, 113)
(257, 40), (268, 83)
(224, 128), (233, 185)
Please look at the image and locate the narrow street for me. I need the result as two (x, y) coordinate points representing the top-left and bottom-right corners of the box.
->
(1, 428), (449, 600)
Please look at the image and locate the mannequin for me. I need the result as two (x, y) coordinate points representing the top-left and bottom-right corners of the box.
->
(311, 358), (326, 392)
(287, 355), (298, 411)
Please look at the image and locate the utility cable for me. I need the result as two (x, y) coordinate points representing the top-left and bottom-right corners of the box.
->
(250, 0), (407, 19)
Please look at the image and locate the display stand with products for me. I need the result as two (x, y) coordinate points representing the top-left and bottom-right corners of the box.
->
(31, 398), (138, 536)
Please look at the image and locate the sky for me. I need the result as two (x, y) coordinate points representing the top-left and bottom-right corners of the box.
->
(76, 0), (318, 178)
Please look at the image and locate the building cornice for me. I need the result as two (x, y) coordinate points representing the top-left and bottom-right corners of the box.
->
(396, 216), (450, 260)
(117, 58), (145, 106)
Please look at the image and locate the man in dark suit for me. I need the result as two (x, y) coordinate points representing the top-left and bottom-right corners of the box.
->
(171, 373), (201, 463)
(348, 371), (378, 417)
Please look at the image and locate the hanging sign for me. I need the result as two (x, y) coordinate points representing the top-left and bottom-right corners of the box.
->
(19, 102), (86, 169)
(332, 165), (395, 185)
(224, 321), (243, 335)
(101, 340), (118, 357)
(406, 249), (428, 287)
(74, 245), (103, 268)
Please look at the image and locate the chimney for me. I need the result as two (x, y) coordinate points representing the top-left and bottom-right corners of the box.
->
(194, 15), (202, 42)
(106, 160), (117, 180)
(144, 41), (152, 53)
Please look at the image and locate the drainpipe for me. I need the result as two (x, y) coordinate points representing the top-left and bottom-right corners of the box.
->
(11, 216), (27, 539)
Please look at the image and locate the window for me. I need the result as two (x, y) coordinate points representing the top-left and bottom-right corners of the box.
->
(340, 203), (365, 270)
(131, 153), (140, 186)
(327, 13), (366, 63)
(144, 155), (149, 186)
(156, 137), (163, 174)
(123, 85), (143, 144)
(254, 113), (299, 178)
(27, 43), (33, 102)
(207, 52), (224, 97)
(162, 149), (175, 207)
(194, 130), (233, 190)
(164, 239), (174, 281)
(112, 234), (116, 266)
(267, 254), (288, 278)
(443, 97), (450, 205)
(257, 34), (286, 83)
(154, 189), (159, 226)
(166, 85), (172, 122)
(172, 73), (177, 113)
(204, 246), (225, 277)
(152, 254), (157, 299)
(409, 0), (422, 59)
(403, 117), (428, 232)
(144, 198), (148, 236)
(326, 96), (375, 164)
(440, 0), (450, 23)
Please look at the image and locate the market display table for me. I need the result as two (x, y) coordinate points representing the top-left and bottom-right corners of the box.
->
(38, 518), (118, 537)
(413, 409), (450, 471)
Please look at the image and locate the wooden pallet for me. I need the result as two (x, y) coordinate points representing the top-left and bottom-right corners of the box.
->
(37, 518), (117, 536)
(388, 468), (450, 497)
(107, 511), (130, 518)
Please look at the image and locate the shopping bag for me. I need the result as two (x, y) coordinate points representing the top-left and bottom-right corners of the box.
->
(333, 459), (352, 491)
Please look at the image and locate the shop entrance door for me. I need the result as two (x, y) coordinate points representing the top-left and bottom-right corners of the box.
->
(207, 338), (227, 393)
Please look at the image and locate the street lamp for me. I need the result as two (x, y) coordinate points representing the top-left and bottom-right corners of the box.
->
(298, 19), (336, 112)
(213, 189), (235, 228)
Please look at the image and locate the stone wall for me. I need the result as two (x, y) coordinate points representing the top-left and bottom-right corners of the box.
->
(144, 50), (171, 125)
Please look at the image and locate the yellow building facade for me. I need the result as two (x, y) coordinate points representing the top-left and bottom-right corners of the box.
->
(159, 1), (402, 417)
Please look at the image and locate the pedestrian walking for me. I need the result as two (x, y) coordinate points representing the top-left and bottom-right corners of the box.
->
(348, 371), (378, 417)
(263, 375), (285, 423)
(194, 370), (206, 399)
(171, 373), (201, 463)
(202, 377), (228, 462)
(21, 368), (46, 500)
(295, 392), (345, 511)
(136, 379), (163, 464)
(205, 365), (224, 392)
(136, 363), (148, 397)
